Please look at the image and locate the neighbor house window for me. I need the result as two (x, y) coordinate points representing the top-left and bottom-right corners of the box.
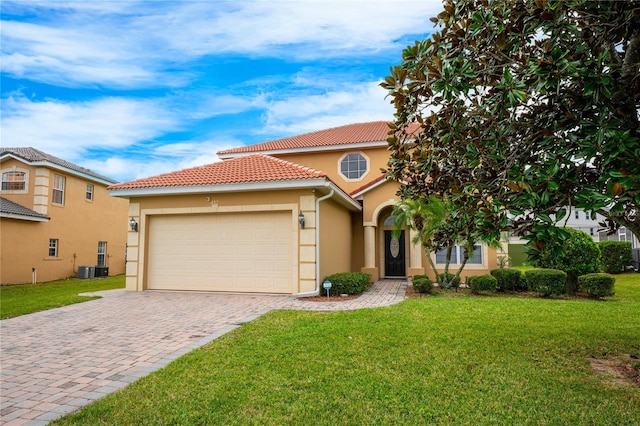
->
(1, 170), (27, 191)
(339, 152), (368, 180)
(574, 211), (579, 219)
(97, 241), (107, 266)
(86, 184), (94, 201)
(436, 244), (482, 265)
(618, 227), (628, 242)
(52, 175), (65, 205)
(49, 239), (59, 257)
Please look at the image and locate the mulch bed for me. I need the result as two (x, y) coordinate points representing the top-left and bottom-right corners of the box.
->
(301, 294), (361, 302)
(299, 283), (374, 302)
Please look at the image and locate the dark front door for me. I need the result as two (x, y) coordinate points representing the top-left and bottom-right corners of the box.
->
(384, 230), (405, 277)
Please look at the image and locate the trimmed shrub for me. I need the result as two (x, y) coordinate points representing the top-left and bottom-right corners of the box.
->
(578, 273), (615, 299)
(539, 228), (600, 294)
(322, 272), (370, 296)
(469, 275), (497, 294)
(598, 241), (633, 274)
(412, 276), (434, 294)
(525, 269), (566, 296)
(517, 273), (529, 292)
(490, 268), (522, 292)
(437, 272), (460, 290)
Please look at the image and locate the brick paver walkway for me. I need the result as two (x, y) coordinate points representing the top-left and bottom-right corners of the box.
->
(0, 280), (406, 425)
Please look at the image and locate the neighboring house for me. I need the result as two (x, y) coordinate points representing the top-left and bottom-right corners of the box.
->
(109, 121), (501, 295)
(507, 208), (639, 266)
(0, 147), (129, 284)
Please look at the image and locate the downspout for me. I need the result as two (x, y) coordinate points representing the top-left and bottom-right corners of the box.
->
(297, 188), (334, 297)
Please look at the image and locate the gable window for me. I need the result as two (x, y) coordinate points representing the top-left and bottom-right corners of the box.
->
(86, 184), (94, 201)
(1, 170), (27, 192)
(339, 152), (368, 180)
(97, 241), (107, 266)
(49, 239), (59, 257)
(435, 244), (482, 265)
(52, 175), (65, 205)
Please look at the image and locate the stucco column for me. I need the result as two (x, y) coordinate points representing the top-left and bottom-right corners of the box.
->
(361, 225), (380, 281)
(408, 228), (425, 279)
(364, 225), (376, 268)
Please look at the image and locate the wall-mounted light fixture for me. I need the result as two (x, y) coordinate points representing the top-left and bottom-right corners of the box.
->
(129, 217), (138, 232)
(298, 211), (305, 229)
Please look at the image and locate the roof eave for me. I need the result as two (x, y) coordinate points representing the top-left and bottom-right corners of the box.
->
(1, 154), (117, 186)
(109, 178), (361, 211)
(0, 212), (50, 222)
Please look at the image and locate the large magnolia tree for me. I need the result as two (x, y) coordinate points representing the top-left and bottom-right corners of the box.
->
(382, 0), (640, 259)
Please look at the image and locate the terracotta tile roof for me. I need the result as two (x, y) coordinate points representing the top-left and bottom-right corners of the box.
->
(349, 174), (387, 196)
(0, 197), (50, 220)
(217, 121), (420, 156)
(0, 147), (117, 184)
(109, 154), (328, 190)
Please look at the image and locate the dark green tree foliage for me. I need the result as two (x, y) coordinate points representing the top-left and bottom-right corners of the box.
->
(598, 241), (633, 273)
(538, 228), (600, 293)
(382, 0), (640, 262)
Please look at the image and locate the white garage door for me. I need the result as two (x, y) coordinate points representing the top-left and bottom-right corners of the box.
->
(146, 212), (294, 293)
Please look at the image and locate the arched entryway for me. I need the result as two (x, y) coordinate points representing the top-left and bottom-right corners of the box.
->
(381, 213), (406, 277)
(362, 201), (425, 281)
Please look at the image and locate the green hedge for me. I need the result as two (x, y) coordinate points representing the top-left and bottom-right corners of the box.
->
(490, 268), (522, 292)
(578, 273), (615, 299)
(539, 228), (600, 294)
(322, 272), (370, 296)
(598, 241), (633, 274)
(469, 275), (497, 294)
(525, 269), (566, 296)
(412, 275), (434, 294)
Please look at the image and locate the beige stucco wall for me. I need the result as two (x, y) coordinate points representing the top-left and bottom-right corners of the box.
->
(318, 198), (353, 282)
(350, 212), (364, 272)
(1, 159), (128, 284)
(275, 147), (391, 194)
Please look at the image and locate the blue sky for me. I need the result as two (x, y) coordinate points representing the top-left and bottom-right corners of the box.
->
(1, 1), (442, 182)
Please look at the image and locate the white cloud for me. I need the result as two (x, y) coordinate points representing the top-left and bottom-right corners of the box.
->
(262, 81), (395, 135)
(1, 94), (179, 153)
(83, 139), (242, 182)
(1, 1), (443, 88)
(156, 1), (443, 58)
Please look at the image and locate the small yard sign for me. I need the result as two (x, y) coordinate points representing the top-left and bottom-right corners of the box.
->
(323, 280), (332, 298)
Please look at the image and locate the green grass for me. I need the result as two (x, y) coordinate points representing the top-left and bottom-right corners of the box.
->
(55, 274), (640, 425)
(0, 275), (125, 319)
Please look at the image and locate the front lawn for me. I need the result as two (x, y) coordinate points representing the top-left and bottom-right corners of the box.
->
(56, 274), (639, 425)
(0, 275), (125, 319)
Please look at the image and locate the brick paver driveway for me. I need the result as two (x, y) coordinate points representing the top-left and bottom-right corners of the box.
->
(0, 280), (405, 425)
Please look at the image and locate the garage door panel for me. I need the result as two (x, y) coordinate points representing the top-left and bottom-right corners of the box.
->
(147, 212), (294, 293)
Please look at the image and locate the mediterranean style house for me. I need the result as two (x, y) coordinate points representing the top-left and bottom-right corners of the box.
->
(0, 147), (129, 284)
(109, 121), (503, 295)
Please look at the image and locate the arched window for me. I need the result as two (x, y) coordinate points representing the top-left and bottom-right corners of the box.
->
(1, 170), (27, 191)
